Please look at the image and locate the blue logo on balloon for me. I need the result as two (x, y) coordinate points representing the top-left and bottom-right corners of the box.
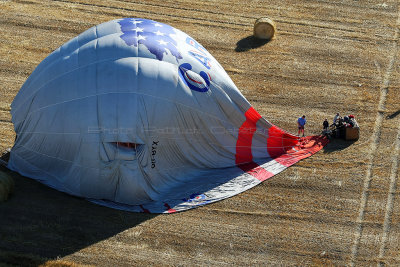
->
(118, 18), (183, 62)
(183, 193), (210, 206)
(119, 19), (212, 93)
(178, 63), (210, 92)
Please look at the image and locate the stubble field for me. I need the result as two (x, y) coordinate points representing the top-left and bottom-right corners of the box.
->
(0, 0), (399, 266)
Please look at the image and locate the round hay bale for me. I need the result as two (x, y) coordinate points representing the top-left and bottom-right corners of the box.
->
(0, 172), (14, 202)
(253, 17), (276, 40)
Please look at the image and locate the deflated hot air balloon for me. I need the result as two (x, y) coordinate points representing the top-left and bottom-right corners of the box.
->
(8, 18), (328, 213)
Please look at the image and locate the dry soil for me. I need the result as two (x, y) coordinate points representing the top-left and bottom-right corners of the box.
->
(0, 0), (399, 266)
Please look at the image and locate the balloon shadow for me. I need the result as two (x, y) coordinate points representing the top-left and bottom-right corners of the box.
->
(322, 138), (356, 154)
(0, 165), (155, 265)
(235, 35), (271, 52)
(386, 110), (400, 119)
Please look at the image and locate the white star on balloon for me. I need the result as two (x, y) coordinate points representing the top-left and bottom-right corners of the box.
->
(158, 40), (168, 46)
(135, 27), (144, 33)
(154, 23), (163, 27)
(154, 30), (165, 36)
(137, 35), (146, 41)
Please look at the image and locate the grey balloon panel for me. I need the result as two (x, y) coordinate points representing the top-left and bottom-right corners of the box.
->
(7, 18), (316, 213)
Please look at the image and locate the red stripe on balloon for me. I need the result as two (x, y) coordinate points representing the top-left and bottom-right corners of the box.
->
(185, 72), (202, 84)
(164, 203), (177, 213)
(235, 107), (261, 164)
(267, 126), (329, 167)
(235, 107), (274, 181)
(140, 205), (150, 213)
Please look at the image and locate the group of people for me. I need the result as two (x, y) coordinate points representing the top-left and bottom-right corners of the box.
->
(325, 113), (357, 129)
(323, 112), (358, 138)
(296, 112), (357, 138)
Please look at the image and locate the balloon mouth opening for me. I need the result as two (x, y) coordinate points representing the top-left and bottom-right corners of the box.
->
(114, 142), (140, 149)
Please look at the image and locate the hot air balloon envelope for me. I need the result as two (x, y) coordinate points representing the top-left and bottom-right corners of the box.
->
(8, 18), (328, 213)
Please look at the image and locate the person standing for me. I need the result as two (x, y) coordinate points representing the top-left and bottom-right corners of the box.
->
(333, 113), (340, 125)
(297, 115), (306, 137)
(323, 118), (329, 130)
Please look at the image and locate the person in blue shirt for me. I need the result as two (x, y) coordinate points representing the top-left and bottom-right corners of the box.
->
(297, 115), (306, 137)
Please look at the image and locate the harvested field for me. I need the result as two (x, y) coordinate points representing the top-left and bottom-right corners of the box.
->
(0, 0), (399, 266)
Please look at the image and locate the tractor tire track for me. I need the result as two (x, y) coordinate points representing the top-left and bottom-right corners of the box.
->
(377, 119), (400, 266)
(349, 6), (400, 266)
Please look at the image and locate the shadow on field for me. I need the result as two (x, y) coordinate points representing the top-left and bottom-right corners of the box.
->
(0, 166), (156, 266)
(235, 35), (270, 52)
(322, 138), (356, 153)
(386, 110), (400, 119)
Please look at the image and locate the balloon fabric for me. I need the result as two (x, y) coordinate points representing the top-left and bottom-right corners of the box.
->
(8, 18), (328, 213)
